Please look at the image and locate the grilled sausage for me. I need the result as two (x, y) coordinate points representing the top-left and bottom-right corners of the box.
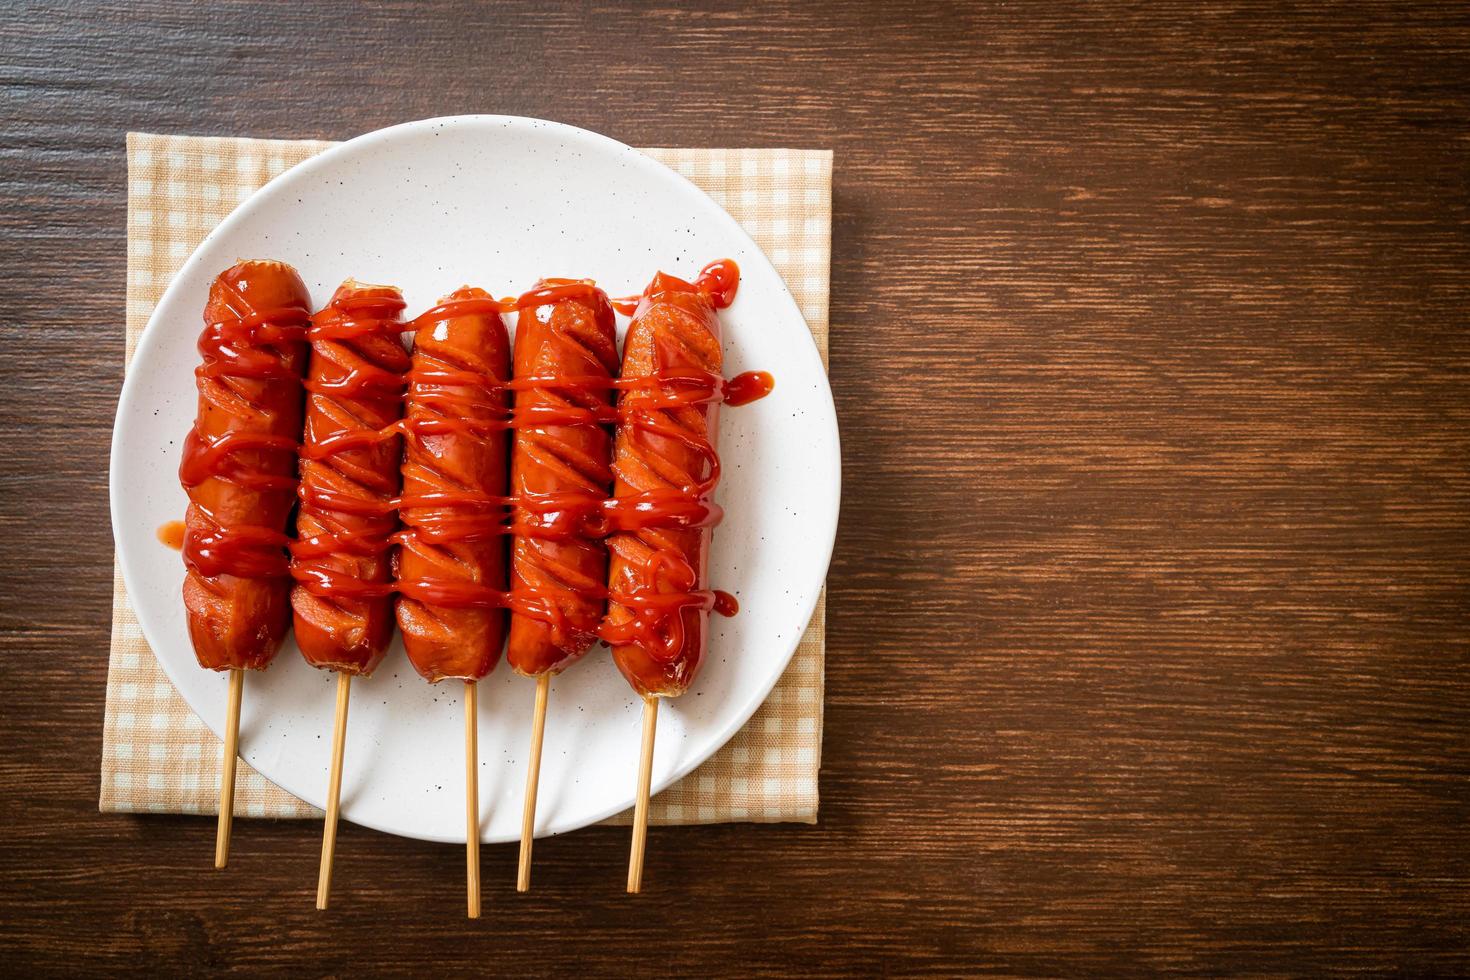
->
(395, 287), (513, 682)
(290, 281), (409, 675)
(602, 264), (739, 697)
(180, 260), (311, 671)
(506, 281), (620, 676)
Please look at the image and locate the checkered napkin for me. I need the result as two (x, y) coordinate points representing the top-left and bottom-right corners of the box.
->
(100, 132), (831, 826)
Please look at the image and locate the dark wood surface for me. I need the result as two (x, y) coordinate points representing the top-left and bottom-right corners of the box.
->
(3, 1), (1468, 974)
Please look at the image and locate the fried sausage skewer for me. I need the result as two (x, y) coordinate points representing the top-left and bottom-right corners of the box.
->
(289, 281), (410, 909)
(396, 287), (513, 918)
(179, 260), (312, 868)
(504, 280), (619, 891)
(604, 260), (742, 892)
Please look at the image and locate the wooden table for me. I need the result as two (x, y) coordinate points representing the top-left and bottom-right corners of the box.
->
(3, 2), (1466, 974)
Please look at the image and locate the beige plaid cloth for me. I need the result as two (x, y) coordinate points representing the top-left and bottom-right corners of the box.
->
(100, 132), (831, 826)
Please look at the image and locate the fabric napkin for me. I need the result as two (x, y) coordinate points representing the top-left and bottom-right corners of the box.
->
(100, 132), (831, 826)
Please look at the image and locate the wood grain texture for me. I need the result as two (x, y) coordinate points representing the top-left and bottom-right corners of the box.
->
(2, 0), (1469, 974)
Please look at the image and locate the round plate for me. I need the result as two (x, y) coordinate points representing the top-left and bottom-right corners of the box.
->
(110, 115), (839, 843)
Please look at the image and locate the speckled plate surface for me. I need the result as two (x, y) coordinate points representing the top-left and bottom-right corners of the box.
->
(109, 116), (839, 843)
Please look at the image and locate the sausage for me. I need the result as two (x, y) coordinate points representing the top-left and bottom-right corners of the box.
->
(289, 281), (409, 675)
(395, 287), (512, 683)
(506, 281), (620, 677)
(603, 263), (739, 698)
(180, 260), (311, 671)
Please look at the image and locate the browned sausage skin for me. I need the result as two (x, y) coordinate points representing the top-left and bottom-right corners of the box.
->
(506, 281), (619, 676)
(603, 266), (736, 698)
(395, 287), (513, 683)
(180, 260), (311, 671)
(290, 281), (409, 676)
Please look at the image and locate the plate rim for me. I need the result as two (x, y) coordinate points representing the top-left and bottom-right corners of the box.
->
(109, 113), (841, 842)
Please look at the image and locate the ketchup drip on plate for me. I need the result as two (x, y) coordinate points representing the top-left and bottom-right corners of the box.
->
(156, 520), (186, 551)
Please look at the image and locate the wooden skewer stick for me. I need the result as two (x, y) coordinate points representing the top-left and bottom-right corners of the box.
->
(517, 674), (551, 892)
(215, 667), (244, 869)
(316, 671), (352, 910)
(626, 694), (660, 894)
(465, 679), (481, 919)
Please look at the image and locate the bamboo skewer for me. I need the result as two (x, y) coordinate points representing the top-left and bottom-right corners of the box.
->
(316, 671), (352, 910)
(517, 674), (551, 892)
(626, 695), (660, 894)
(215, 667), (244, 869)
(465, 680), (481, 918)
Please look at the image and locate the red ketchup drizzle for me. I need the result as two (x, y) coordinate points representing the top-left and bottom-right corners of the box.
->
(508, 267), (765, 648)
(610, 258), (741, 316)
(722, 370), (774, 406)
(287, 289), (409, 600)
(188, 523), (293, 578)
(389, 282), (609, 626)
(596, 260), (769, 664)
(179, 288), (309, 580)
(276, 265), (774, 628)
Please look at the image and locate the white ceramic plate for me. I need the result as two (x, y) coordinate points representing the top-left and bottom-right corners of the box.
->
(110, 116), (839, 843)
